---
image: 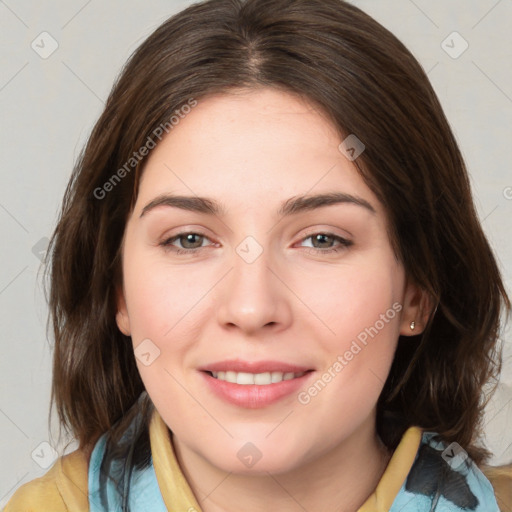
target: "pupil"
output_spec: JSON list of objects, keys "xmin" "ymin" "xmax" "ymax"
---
[
  {"xmin": 314, "ymin": 234, "xmax": 331, "ymax": 248},
  {"xmin": 183, "ymin": 234, "xmax": 201, "ymax": 248}
]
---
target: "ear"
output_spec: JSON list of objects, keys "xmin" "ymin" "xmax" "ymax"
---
[
  {"xmin": 399, "ymin": 277, "xmax": 434, "ymax": 336},
  {"xmin": 115, "ymin": 285, "xmax": 131, "ymax": 336}
]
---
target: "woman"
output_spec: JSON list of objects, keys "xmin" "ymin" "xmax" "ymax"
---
[{"xmin": 4, "ymin": 0, "xmax": 511, "ymax": 510}]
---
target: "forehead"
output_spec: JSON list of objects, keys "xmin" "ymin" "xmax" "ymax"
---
[{"xmin": 134, "ymin": 87, "xmax": 382, "ymax": 219}]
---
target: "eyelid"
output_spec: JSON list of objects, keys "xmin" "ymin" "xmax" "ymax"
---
[
  {"xmin": 158, "ymin": 225, "xmax": 214, "ymax": 243},
  {"xmin": 298, "ymin": 225, "xmax": 354, "ymax": 240}
]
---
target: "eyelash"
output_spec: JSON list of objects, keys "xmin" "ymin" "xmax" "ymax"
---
[{"xmin": 159, "ymin": 231, "xmax": 353, "ymax": 256}]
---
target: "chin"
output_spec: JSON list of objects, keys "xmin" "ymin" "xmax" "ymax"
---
[{"xmin": 197, "ymin": 437, "xmax": 312, "ymax": 476}]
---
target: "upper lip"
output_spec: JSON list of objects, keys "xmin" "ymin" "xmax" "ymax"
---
[{"xmin": 199, "ymin": 360, "xmax": 314, "ymax": 373}]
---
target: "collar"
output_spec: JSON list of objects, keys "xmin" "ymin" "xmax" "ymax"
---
[
  {"xmin": 149, "ymin": 407, "xmax": 203, "ymax": 511},
  {"xmin": 358, "ymin": 425, "xmax": 422, "ymax": 511}
]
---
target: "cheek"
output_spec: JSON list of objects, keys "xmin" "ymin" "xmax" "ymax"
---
[
  {"xmin": 294, "ymin": 272, "xmax": 401, "ymax": 431},
  {"xmin": 291, "ymin": 253, "xmax": 404, "ymax": 411},
  {"xmin": 122, "ymin": 252, "xmax": 203, "ymax": 410},
  {"xmin": 296, "ymin": 254, "xmax": 403, "ymax": 348},
  {"xmin": 122, "ymin": 248, "xmax": 209, "ymax": 339}
]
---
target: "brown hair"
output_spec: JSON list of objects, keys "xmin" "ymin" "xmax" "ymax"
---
[{"xmin": 45, "ymin": 0, "xmax": 510, "ymax": 469}]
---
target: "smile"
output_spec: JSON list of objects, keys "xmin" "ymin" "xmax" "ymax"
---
[{"xmin": 198, "ymin": 370, "xmax": 316, "ymax": 409}]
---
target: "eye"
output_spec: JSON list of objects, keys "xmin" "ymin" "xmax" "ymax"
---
[
  {"xmin": 159, "ymin": 231, "xmax": 353, "ymax": 256},
  {"xmin": 298, "ymin": 232, "xmax": 353, "ymax": 254},
  {"xmin": 159, "ymin": 232, "xmax": 214, "ymax": 255}
]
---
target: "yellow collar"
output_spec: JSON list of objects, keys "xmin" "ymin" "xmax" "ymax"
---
[
  {"xmin": 148, "ymin": 407, "xmax": 422, "ymax": 512},
  {"xmin": 149, "ymin": 408, "xmax": 203, "ymax": 511},
  {"xmin": 358, "ymin": 425, "xmax": 423, "ymax": 511}
]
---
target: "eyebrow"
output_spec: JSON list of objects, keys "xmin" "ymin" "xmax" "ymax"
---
[{"xmin": 139, "ymin": 191, "xmax": 376, "ymax": 218}]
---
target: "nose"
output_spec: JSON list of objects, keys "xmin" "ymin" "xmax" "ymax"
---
[{"xmin": 215, "ymin": 245, "xmax": 292, "ymax": 336}]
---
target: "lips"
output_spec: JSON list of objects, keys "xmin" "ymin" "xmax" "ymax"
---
[{"xmin": 198, "ymin": 360, "xmax": 315, "ymax": 408}]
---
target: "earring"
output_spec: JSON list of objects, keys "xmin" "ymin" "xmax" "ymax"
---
[{"xmin": 410, "ymin": 321, "xmax": 415, "ymax": 331}]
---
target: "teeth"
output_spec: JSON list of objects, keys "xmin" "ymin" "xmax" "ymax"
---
[
  {"xmin": 271, "ymin": 371, "xmax": 283, "ymax": 383},
  {"xmin": 237, "ymin": 372, "xmax": 255, "ymax": 385},
  {"xmin": 254, "ymin": 372, "xmax": 271, "ymax": 385},
  {"xmin": 225, "ymin": 371, "xmax": 237, "ymax": 383},
  {"xmin": 210, "ymin": 370, "xmax": 306, "ymax": 385}
]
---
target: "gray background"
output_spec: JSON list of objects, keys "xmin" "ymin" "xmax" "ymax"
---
[{"xmin": 1, "ymin": 0, "xmax": 511, "ymax": 506}]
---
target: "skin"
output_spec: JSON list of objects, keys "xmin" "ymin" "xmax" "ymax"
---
[{"xmin": 116, "ymin": 87, "xmax": 430, "ymax": 512}]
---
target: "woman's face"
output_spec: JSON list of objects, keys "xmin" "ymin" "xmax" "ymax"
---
[{"xmin": 117, "ymin": 87, "xmax": 423, "ymax": 475}]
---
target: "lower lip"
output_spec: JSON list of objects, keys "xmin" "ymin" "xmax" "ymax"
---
[{"xmin": 201, "ymin": 371, "xmax": 314, "ymax": 408}]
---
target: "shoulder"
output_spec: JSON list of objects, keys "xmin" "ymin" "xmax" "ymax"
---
[
  {"xmin": 481, "ymin": 463, "xmax": 512, "ymax": 512},
  {"xmin": 2, "ymin": 449, "xmax": 89, "ymax": 512}
]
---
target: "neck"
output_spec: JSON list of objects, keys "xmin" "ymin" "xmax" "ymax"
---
[{"xmin": 173, "ymin": 417, "xmax": 392, "ymax": 512}]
